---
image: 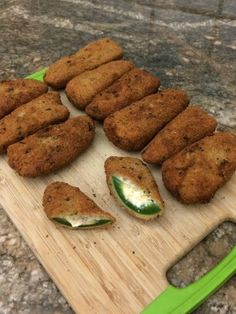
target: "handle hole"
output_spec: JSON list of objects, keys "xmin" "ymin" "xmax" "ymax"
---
[{"xmin": 167, "ymin": 221, "xmax": 236, "ymax": 311}]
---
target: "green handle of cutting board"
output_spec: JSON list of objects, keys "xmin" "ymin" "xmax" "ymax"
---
[
  {"xmin": 142, "ymin": 245, "xmax": 236, "ymax": 314},
  {"xmin": 26, "ymin": 67, "xmax": 48, "ymax": 81}
]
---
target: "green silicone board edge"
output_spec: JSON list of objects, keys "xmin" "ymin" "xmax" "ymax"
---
[
  {"xmin": 142, "ymin": 245, "xmax": 236, "ymax": 314},
  {"xmin": 26, "ymin": 67, "xmax": 48, "ymax": 81}
]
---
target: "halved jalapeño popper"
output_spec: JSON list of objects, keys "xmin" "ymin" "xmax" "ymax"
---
[
  {"xmin": 43, "ymin": 182, "xmax": 115, "ymax": 229},
  {"xmin": 105, "ymin": 156, "xmax": 164, "ymax": 220}
]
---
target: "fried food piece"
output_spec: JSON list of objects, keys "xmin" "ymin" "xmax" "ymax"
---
[
  {"xmin": 7, "ymin": 116, "xmax": 95, "ymax": 177},
  {"xmin": 85, "ymin": 68, "xmax": 160, "ymax": 120},
  {"xmin": 0, "ymin": 92, "xmax": 69, "ymax": 153},
  {"xmin": 104, "ymin": 89, "xmax": 189, "ymax": 151},
  {"xmin": 162, "ymin": 132, "xmax": 236, "ymax": 204},
  {"xmin": 65, "ymin": 60, "xmax": 134, "ymax": 110},
  {"xmin": 105, "ymin": 156, "xmax": 164, "ymax": 220},
  {"xmin": 142, "ymin": 106, "xmax": 217, "ymax": 164},
  {"xmin": 44, "ymin": 38, "xmax": 123, "ymax": 89},
  {"xmin": 43, "ymin": 182, "xmax": 115, "ymax": 229},
  {"xmin": 0, "ymin": 78, "xmax": 48, "ymax": 119}
]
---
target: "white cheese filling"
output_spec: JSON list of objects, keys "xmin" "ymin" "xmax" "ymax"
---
[
  {"xmin": 63, "ymin": 215, "xmax": 105, "ymax": 227},
  {"xmin": 117, "ymin": 176, "xmax": 155, "ymax": 210}
]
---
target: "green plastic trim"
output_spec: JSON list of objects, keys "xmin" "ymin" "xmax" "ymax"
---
[
  {"xmin": 26, "ymin": 67, "xmax": 48, "ymax": 81},
  {"xmin": 53, "ymin": 217, "xmax": 112, "ymax": 228},
  {"xmin": 112, "ymin": 176, "xmax": 161, "ymax": 216},
  {"xmin": 142, "ymin": 245, "xmax": 236, "ymax": 314}
]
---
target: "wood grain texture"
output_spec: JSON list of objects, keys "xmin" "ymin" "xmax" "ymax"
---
[{"xmin": 0, "ymin": 92, "xmax": 235, "ymax": 314}]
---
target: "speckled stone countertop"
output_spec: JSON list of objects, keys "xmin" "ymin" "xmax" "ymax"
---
[{"xmin": 0, "ymin": 0, "xmax": 235, "ymax": 313}]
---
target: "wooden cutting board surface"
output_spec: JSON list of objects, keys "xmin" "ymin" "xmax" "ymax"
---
[{"xmin": 0, "ymin": 91, "xmax": 235, "ymax": 314}]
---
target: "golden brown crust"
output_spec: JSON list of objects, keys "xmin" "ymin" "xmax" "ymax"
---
[
  {"xmin": 43, "ymin": 181, "xmax": 116, "ymax": 226},
  {"xmin": 7, "ymin": 116, "xmax": 95, "ymax": 177},
  {"xmin": 142, "ymin": 106, "xmax": 217, "ymax": 164},
  {"xmin": 65, "ymin": 60, "xmax": 134, "ymax": 110},
  {"xmin": 44, "ymin": 38, "xmax": 123, "ymax": 89},
  {"xmin": 0, "ymin": 78, "xmax": 48, "ymax": 119},
  {"xmin": 162, "ymin": 132, "xmax": 236, "ymax": 204},
  {"xmin": 104, "ymin": 89, "xmax": 189, "ymax": 151},
  {"xmin": 85, "ymin": 68, "xmax": 160, "ymax": 120},
  {"xmin": 0, "ymin": 92, "xmax": 69, "ymax": 153},
  {"xmin": 104, "ymin": 156, "xmax": 164, "ymax": 220}
]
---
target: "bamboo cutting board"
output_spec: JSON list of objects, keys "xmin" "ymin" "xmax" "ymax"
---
[{"xmin": 0, "ymin": 83, "xmax": 236, "ymax": 314}]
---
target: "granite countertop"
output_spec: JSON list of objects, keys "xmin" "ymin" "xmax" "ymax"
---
[{"xmin": 0, "ymin": 0, "xmax": 236, "ymax": 313}]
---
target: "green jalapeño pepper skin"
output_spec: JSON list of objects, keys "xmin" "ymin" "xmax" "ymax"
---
[
  {"xmin": 53, "ymin": 217, "xmax": 72, "ymax": 226},
  {"xmin": 105, "ymin": 156, "xmax": 164, "ymax": 220},
  {"xmin": 52, "ymin": 217, "xmax": 113, "ymax": 229}
]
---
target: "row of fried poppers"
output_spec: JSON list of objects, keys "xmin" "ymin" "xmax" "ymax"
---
[
  {"xmin": 44, "ymin": 37, "xmax": 236, "ymax": 206},
  {"xmin": 0, "ymin": 37, "xmax": 236, "ymax": 229}
]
